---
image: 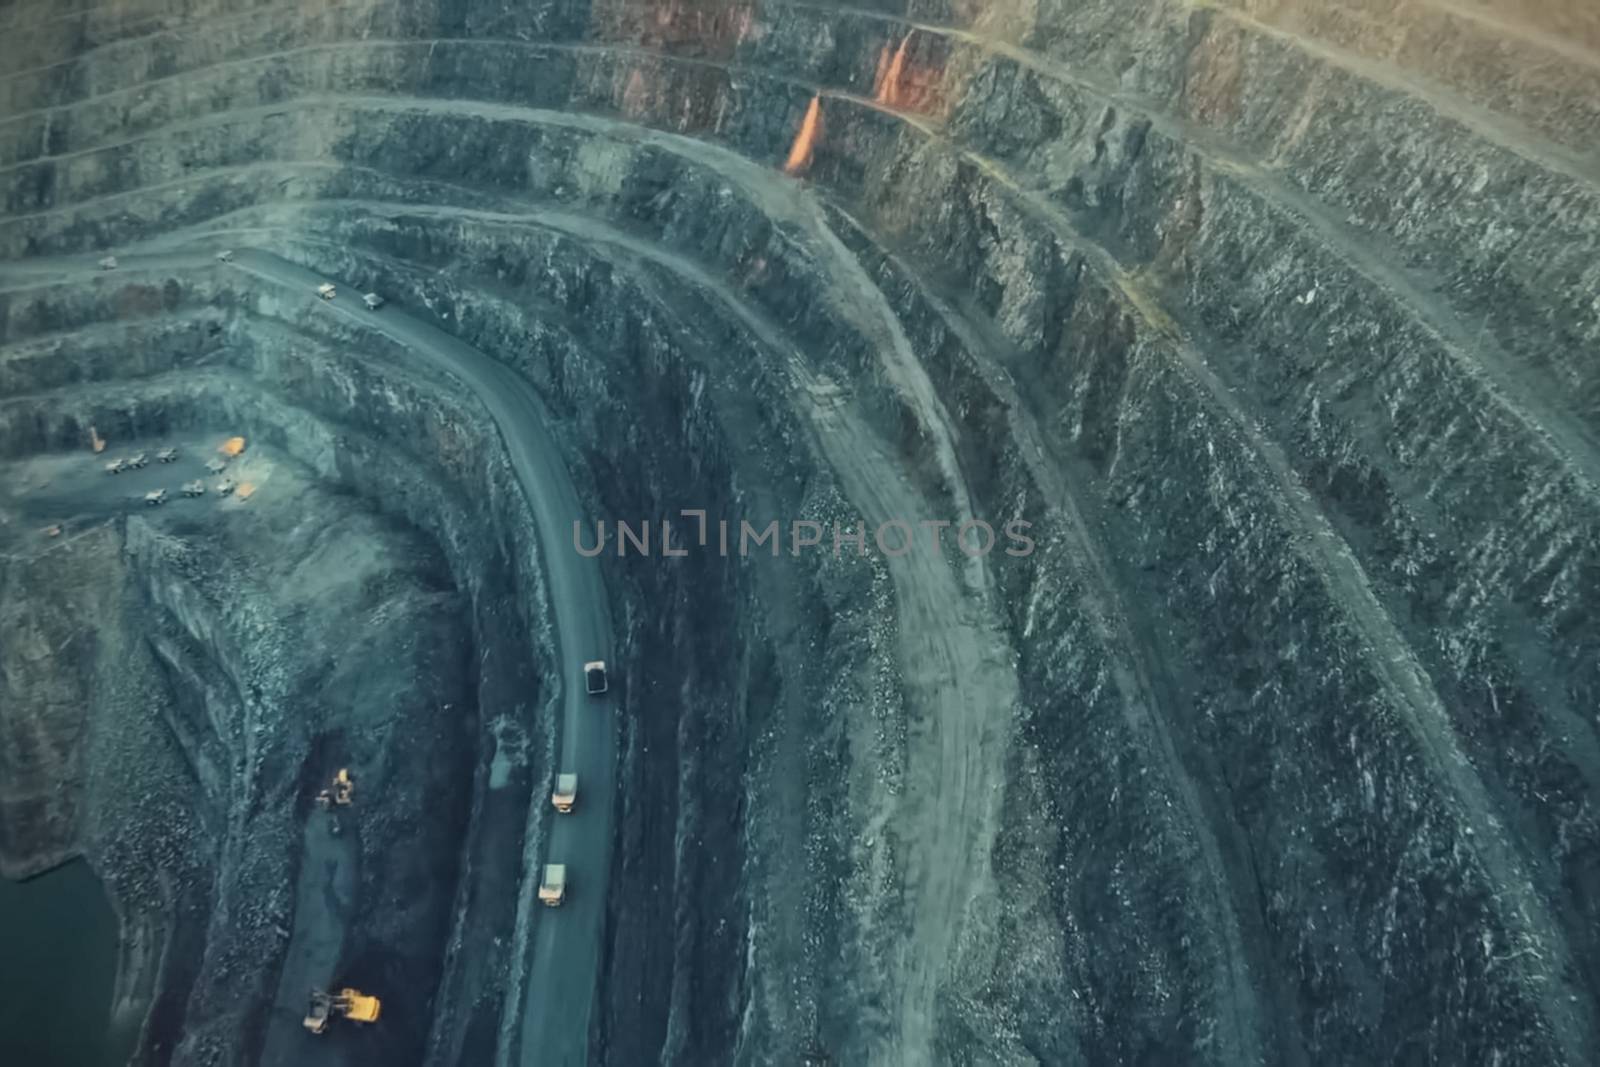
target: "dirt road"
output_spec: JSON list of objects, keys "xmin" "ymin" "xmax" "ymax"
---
[
  {"xmin": 259, "ymin": 809, "xmax": 358, "ymax": 1067},
  {"xmin": 228, "ymin": 249, "xmax": 617, "ymax": 1067}
]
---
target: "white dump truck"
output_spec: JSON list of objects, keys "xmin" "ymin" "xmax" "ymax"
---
[
  {"xmin": 584, "ymin": 661, "xmax": 608, "ymax": 695},
  {"xmin": 362, "ymin": 292, "xmax": 384, "ymax": 311},
  {"xmin": 316, "ymin": 282, "xmax": 337, "ymax": 300},
  {"xmin": 98, "ymin": 255, "xmax": 118, "ymax": 270},
  {"xmin": 539, "ymin": 864, "xmax": 567, "ymax": 906},
  {"xmin": 205, "ymin": 457, "xmax": 228, "ymax": 475},
  {"xmin": 215, "ymin": 249, "xmax": 234, "ymax": 263},
  {"xmin": 182, "ymin": 480, "xmax": 206, "ymax": 497},
  {"xmin": 157, "ymin": 447, "xmax": 179, "ymax": 463},
  {"xmin": 143, "ymin": 488, "xmax": 167, "ymax": 506},
  {"xmin": 127, "ymin": 451, "xmax": 149, "ymax": 469},
  {"xmin": 552, "ymin": 774, "xmax": 577, "ymax": 813},
  {"xmin": 104, "ymin": 457, "xmax": 128, "ymax": 474},
  {"xmin": 215, "ymin": 478, "xmax": 236, "ymax": 496}
]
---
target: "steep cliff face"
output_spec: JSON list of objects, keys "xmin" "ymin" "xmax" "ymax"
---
[
  {"xmin": 1, "ymin": 1, "xmax": 1597, "ymax": 1065},
  {"xmin": 0, "ymin": 420, "xmax": 482, "ymax": 1059}
]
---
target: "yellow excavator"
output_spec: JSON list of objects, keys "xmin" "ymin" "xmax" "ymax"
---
[
  {"xmin": 303, "ymin": 988, "xmax": 381, "ymax": 1033},
  {"xmin": 315, "ymin": 768, "xmax": 354, "ymax": 809}
]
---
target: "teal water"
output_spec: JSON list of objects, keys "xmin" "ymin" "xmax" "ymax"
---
[{"xmin": 0, "ymin": 859, "xmax": 122, "ymax": 1066}]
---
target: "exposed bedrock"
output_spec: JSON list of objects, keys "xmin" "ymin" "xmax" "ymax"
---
[
  {"xmin": 1, "ymin": 1, "xmax": 1598, "ymax": 1065},
  {"xmin": 0, "ymin": 243, "xmax": 843, "ymax": 1065},
  {"xmin": 0, "ymin": 410, "xmax": 478, "ymax": 1063},
  {"xmin": 3, "ymin": 1, "xmax": 1598, "ymax": 405}
]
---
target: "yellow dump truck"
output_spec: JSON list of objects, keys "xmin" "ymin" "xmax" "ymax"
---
[
  {"xmin": 339, "ymin": 989, "xmax": 380, "ymax": 1024},
  {"xmin": 303, "ymin": 988, "xmax": 381, "ymax": 1033},
  {"xmin": 552, "ymin": 774, "xmax": 577, "ymax": 813},
  {"xmin": 539, "ymin": 864, "xmax": 567, "ymax": 906},
  {"xmin": 315, "ymin": 768, "xmax": 354, "ymax": 809}
]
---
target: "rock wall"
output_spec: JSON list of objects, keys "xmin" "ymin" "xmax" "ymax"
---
[{"xmin": 1, "ymin": 0, "xmax": 1597, "ymax": 1065}]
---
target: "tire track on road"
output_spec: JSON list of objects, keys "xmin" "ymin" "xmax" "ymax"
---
[{"xmin": 846, "ymin": 214, "xmax": 1280, "ymax": 1064}]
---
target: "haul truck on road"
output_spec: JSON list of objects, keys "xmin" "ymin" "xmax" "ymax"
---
[
  {"xmin": 539, "ymin": 864, "xmax": 567, "ymax": 906},
  {"xmin": 584, "ymin": 661, "xmax": 608, "ymax": 695},
  {"xmin": 552, "ymin": 774, "xmax": 577, "ymax": 813}
]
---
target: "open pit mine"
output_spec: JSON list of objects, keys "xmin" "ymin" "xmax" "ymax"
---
[{"xmin": 2, "ymin": 0, "xmax": 1598, "ymax": 1065}]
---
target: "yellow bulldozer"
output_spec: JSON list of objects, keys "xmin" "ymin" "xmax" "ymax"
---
[
  {"xmin": 315, "ymin": 768, "xmax": 354, "ymax": 809},
  {"xmin": 303, "ymin": 987, "xmax": 381, "ymax": 1033}
]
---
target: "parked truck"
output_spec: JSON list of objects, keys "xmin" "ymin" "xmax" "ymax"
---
[
  {"xmin": 303, "ymin": 988, "xmax": 381, "ymax": 1033},
  {"xmin": 315, "ymin": 768, "xmax": 354, "ymax": 809}
]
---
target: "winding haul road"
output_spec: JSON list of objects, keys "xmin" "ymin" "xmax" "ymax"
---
[
  {"xmin": 0, "ymin": 244, "xmax": 617, "ymax": 1061},
  {"xmin": 228, "ymin": 249, "xmax": 617, "ymax": 1066}
]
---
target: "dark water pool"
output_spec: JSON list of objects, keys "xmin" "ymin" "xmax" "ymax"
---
[{"xmin": 0, "ymin": 859, "xmax": 123, "ymax": 1066}]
